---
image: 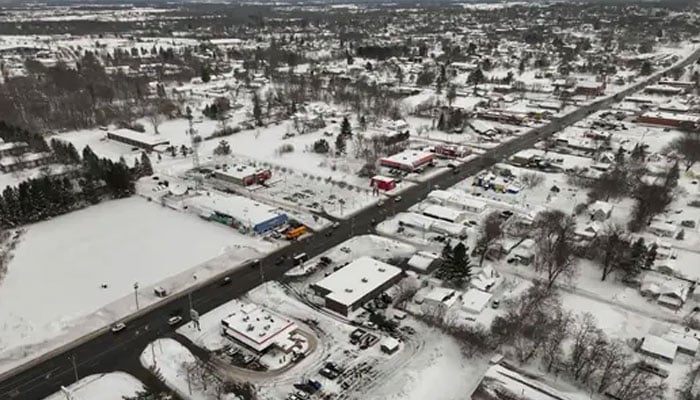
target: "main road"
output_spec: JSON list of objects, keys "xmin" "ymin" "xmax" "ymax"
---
[{"xmin": 1, "ymin": 49, "xmax": 699, "ymax": 400}]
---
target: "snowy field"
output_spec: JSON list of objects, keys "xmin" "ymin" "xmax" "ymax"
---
[
  {"xmin": 43, "ymin": 372, "xmax": 144, "ymax": 400},
  {"xmin": 0, "ymin": 197, "xmax": 279, "ymax": 374}
]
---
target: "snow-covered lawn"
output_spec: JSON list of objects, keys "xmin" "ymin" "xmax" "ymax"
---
[
  {"xmin": 0, "ymin": 197, "xmax": 278, "ymax": 374},
  {"xmin": 42, "ymin": 372, "xmax": 144, "ymax": 400}
]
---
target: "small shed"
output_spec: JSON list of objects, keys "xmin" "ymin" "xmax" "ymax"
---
[{"xmin": 380, "ymin": 337, "xmax": 401, "ymax": 354}]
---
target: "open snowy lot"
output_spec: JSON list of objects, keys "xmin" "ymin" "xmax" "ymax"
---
[
  {"xmin": 42, "ymin": 372, "xmax": 144, "ymax": 400},
  {"xmin": 0, "ymin": 197, "xmax": 278, "ymax": 374}
]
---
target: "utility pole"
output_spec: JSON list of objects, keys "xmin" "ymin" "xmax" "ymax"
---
[
  {"xmin": 186, "ymin": 107, "xmax": 202, "ymax": 190},
  {"xmin": 68, "ymin": 355, "xmax": 78, "ymax": 383},
  {"xmin": 133, "ymin": 282, "xmax": 139, "ymax": 311}
]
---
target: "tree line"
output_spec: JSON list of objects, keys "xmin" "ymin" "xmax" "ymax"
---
[{"xmin": 0, "ymin": 145, "xmax": 152, "ymax": 228}]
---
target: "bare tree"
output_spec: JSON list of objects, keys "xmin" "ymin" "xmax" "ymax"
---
[
  {"xmin": 532, "ymin": 210, "xmax": 578, "ymax": 288},
  {"xmin": 520, "ymin": 171, "xmax": 545, "ymax": 189},
  {"xmin": 475, "ymin": 211, "xmax": 503, "ymax": 267},
  {"xmin": 668, "ymin": 132, "xmax": 700, "ymax": 172},
  {"xmin": 591, "ymin": 224, "xmax": 629, "ymax": 281},
  {"xmin": 394, "ymin": 276, "xmax": 420, "ymax": 309},
  {"xmin": 595, "ymin": 340, "xmax": 630, "ymax": 395},
  {"xmin": 678, "ymin": 363, "xmax": 700, "ymax": 400},
  {"xmin": 568, "ymin": 313, "xmax": 606, "ymax": 382},
  {"xmin": 145, "ymin": 104, "xmax": 164, "ymax": 135}
]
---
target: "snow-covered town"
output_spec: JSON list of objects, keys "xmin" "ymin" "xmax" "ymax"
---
[{"xmin": 1, "ymin": 1, "xmax": 700, "ymax": 400}]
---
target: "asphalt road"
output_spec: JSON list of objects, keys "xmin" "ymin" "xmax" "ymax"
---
[{"xmin": 2, "ymin": 49, "xmax": 700, "ymax": 400}]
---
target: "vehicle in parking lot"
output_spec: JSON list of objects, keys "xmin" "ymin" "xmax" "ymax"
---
[
  {"xmin": 319, "ymin": 367, "xmax": 339, "ymax": 379},
  {"xmin": 168, "ymin": 316, "xmax": 183, "ymax": 326},
  {"xmin": 491, "ymin": 299, "xmax": 500, "ymax": 309},
  {"xmin": 111, "ymin": 322, "xmax": 126, "ymax": 333}
]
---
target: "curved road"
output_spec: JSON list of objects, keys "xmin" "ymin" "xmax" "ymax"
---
[{"xmin": 1, "ymin": 48, "xmax": 700, "ymax": 400}]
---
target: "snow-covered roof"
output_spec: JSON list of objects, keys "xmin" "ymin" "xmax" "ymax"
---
[
  {"xmin": 380, "ymin": 336, "xmax": 400, "ymax": 352},
  {"xmin": 220, "ymin": 300, "xmax": 298, "ymax": 352},
  {"xmin": 380, "ymin": 150, "xmax": 434, "ymax": 169},
  {"xmin": 640, "ymin": 334, "xmax": 677, "ymax": 361},
  {"xmin": 460, "ymin": 289, "xmax": 492, "ymax": 314},
  {"xmin": 184, "ymin": 193, "xmax": 284, "ymax": 227},
  {"xmin": 663, "ymin": 331, "xmax": 699, "ymax": 354},
  {"xmin": 423, "ymin": 286, "xmax": 458, "ymax": 306},
  {"xmin": 428, "ymin": 190, "xmax": 488, "ymax": 213},
  {"xmin": 422, "ymin": 204, "xmax": 466, "ymax": 223},
  {"xmin": 397, "ymin": 212, "xmax": 467, "ymax": 237},
  {"xmin": 216, "ymin": 164, "xmax": 263, "ymax": 180},
  {"xmin": 641, "ymin": 112, "xmax": 700, "ymax": 123},
  {"xmin": 407, "ymin": 252, "xmax": 439, "ymax": 272},
  {"xmin": 314, "ymin": 257, "xmax": 402, "ymax": 307},
  {"xmin": 108, "ymin": 128, "xmax": 170, "ymax": 147},
  {"xmin": 590, "ymin": 200, "xmax": 613, "ymax": 214}
]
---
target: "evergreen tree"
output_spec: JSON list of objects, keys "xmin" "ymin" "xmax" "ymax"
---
[
  {"xmin": 79, "ymin": 175, "xmax": 100, "ymax": 204},
  {"xmin": 252, "ymin": 92, "xmax": 263, "ymax": 127},
  {"xmin": 614, "ymin": 146, "xmax": 626, "ymax": 165},
  {"xmin": 340, "ymin": 117, "xmax": 352, "ymax": 137},
  {"xmin": 335, "ymin": 133, "xmax": 347, "ymax": 155},
  {"xmin": 201, "ymin": 65, "xmax": 211, "ymax": 83},
  {"xmin": 665, "ymin": 161, "xmax": 680, "ymax": 189},
  {"xmin": 140, "ymin": 152, "xmax": 154, "ymax": 176}
]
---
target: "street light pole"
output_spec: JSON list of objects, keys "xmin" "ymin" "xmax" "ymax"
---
[
  {"xmin": 133, "ymin": 282, "xmax": 139, "ymax": 311},
  {"xmin": 188, "ymin": 274, "xmax": 197, "ymax": 313}
]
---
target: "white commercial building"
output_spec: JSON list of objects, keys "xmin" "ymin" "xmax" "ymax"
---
[
  {"xmin": 311, "ymin": 257, "xmax": 403, "ymax": 316},
  {"xmin": 184, "ymin": 192, "xmax": 288, "ymax": 234},
  {"xmin": 460, "ymin": 289, "xmax": 493, "ymax": 314},
  {"xmin": 428, "ymin": 190, "xmax": 488, "ymax": 215},
  {"xmin": 220, "ymin": 301, "xmax": 299, "ymax": 353},
  {"xmin": 422, "ymin": 204, "xmax": 468, "ymax": 224},
  {"xmin": 397, "ymin": 212, "xmax": 467, "ymax": 237}
]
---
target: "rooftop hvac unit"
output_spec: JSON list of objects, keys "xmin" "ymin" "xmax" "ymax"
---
[
  {"xmin": 264, "ymin": 324, "xmax": 270, "ymax": 331},
  {"xmin": 361, "ymin": 278, "xmax": 368, "ymax": 283},
  {"xmin": 243, "ymin": 316, "xmax": 249, "ymax": 322},
  {"xmin": 345, "ymin": 288, "xmax": 353, "ymax": 293},
  {"xmin": 378, "ymin": 268, "xmax": 386, "ymax": 272},
  {"xmin": 247, "ymin": 324, "xmax": 254, "ymax": 332}
]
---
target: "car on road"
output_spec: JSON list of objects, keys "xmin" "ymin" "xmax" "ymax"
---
[
  {"xmin": 168, "ymin": 316, "xmax": 183, "ymax": 326},
  {"xmin": 332, "ymin": 222, "xmax": 340, "ymax": 229},
  {"xmin": 220, "ymin": 276, "xmax": 232, "ymax": 286},
  {"xmin": 111, "ymin": 322, "xmax": 126, "ymax": 333},
  {"xmin": 377, "ymin": 200, "xmax": 385, "ymax": 207},
  {"xmin": 394, "ymin": 195, "xmax": 402, "ymax": 202}
]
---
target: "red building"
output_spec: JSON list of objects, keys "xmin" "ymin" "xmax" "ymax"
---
[
  {"xmin": 371, "ymin": 175, "xmax": 396, "ymax": 191},
  {"xmin": 638, "ymin": 112, "xmax": 700, "ymax": 129},
  {"xmin": 214, "ymin": 166, "xmax": 272, "ymax": 186},
  {"xmin": 379, "ymin": 150, "xmax": 435, "ymax": 172},
  {"xmin": 434, "ymin": 145, "xmax": 471, "ymax": 159},
  {"xmin": 575, "ymin": 81, "xmax": 605, "ymax": 97}
]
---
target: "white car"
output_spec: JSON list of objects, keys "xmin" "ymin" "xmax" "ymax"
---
[
  {"xmin": 111, "ymin": 323, "xmax": 126, "ymax": 333},
  {"xmin": 332, "ymin": 222, "xmax": 340, "ymax": 229},
  {"xmin": 168, "ymin": 316, "xmax": 183, "ymax": 326}
]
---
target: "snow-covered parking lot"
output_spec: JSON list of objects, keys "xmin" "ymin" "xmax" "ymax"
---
[{"xmin": 0, "ymin": 197, "xmax": 279, "ymax": 374}]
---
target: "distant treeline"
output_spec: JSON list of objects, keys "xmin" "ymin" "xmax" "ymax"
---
[{"xmin": 0, "ymin": 123, "xmax": 152, "ymax": 228}]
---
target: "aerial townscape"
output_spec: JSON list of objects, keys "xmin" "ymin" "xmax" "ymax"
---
[{"xmin": 2, "ymin": 1, "xmax": 700, "ymax": 400}]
